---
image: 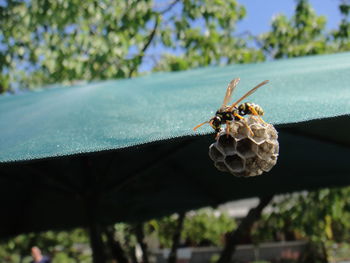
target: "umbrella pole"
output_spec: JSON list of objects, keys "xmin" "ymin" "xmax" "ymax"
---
[{"xmin": 86, "ymin": 198, "xmax": 107, "ymax": 263}]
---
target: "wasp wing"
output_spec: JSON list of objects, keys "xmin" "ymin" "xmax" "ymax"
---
[
  {"xmin": 219, "ymin": 78, "xmax": 240, "ymax": 111},
  {"xmin": 228, "ymin": 80, "xmax": 269, "ymax": 111}
]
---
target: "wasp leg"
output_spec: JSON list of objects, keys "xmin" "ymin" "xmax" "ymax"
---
[
  {"xmin": 248, "ymin": 106, "xmax": 267, "ymax": 125},
  {"xmin": 225, "ymin": 121, "xmax": 231, "ymax": 137},
  {"xmin": 234, "ymin": 112, "xmax": 254, "ymax": 136}
]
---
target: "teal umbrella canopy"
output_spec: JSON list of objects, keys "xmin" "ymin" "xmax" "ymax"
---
[{"xmin": 1, "ymin": 52, "xmax": 350, "ymax": 237}]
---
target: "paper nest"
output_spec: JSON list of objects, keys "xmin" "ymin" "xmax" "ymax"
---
[{"xmin": 209, "ymin": 116, "xmax": 279, "ymax": 177}]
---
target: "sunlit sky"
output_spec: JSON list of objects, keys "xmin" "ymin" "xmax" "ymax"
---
[
  {"xmin": 239, "ymin": 0, "xmax": 340, "ymax": 34},
  {"xmin": 140, "ymin": 0, "xmax": 343, "ymax": 72}
]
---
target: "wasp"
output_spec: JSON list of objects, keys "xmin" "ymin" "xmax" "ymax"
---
[{"xmin": 193, "ymin": 78, "xmax": 269, "ymax": 136}]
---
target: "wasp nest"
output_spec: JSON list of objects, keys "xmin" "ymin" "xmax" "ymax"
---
[{"xmin": 209, "ymin": 116, "xmax": 279, "ymax": 177}]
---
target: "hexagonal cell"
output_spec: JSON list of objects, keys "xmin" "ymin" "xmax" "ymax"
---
[
  {"xmin": 256, "ymin": 158, "xmax": 274, "ymax": 172},
  {"xmin": 246, "ymin": 116, "xmax": 258, "ymax": 125},
  {"xmin": 214, "ymin": 162, "xmax": 229, "ymax": 172},
  {"xmin": 257, "ymin": 140, "xmax": 275, "ymax": 159},
  {"xmin": 266, "ymin": 126, "xmax": 278, "ymax": 140},
  {"xmin": 248, "ymin": 124, "xmax": 267, "ymax": 144},
  {"xmin": 208, "ymin": 115, "xmax": 278, "ymax": 177},
  {"xmin": 269, "ymin": 158, "xmax": 277, "ymax": 169},
  {"xmin": 225, "ymin": 154, "xmax": 245, "ymax": 172},
  {"xmin": 209, "ymin": 144, "xmax": 224, "ymax": 162},
  {"xmin": 270, "ymin": 154, "xmax": 278, "ymax": 161},
  {"xmin": 227, "ymin": 121, "xmax": 240, "ymax": 135},
  {"xmin": 250, "ymin": 124, "xmax": 266, "ymax": 136},
  {"xmin": 236, "ymin": 138, "xmax": 256, "ymax": 158},
  {"xmin": 245, "ymin": 157, "xmax": 261, "ymax": 175},
  {"xmin": 234, "ymin": 122, "xmax": 249, "ymax": 140},
  {"xmin": 251, "ymin": 143, "xmax": 260, "ymax": 155},
  {"xmin": 217, "ymin": 134, "xmax": 236, "ymax": 155},
  {"xmin": 247, "ymin": 169, "xmax": 263, "ymax": 177}
]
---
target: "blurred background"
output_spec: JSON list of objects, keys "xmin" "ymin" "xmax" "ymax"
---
[{"xmin": 1, "ymin": 0, "xmax": 350, "ymax": 262}]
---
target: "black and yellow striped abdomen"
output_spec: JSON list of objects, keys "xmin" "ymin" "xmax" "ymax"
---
[{"xmin": 238, "ymin": 102, "xmax": 264, "ymax": 116}]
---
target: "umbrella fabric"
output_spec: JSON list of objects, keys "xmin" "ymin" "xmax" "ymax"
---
[{"xmin": 1, "ymin": 52, "xmax": 350, "ymax": 237}]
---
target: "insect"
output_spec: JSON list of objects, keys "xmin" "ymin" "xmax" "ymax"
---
[
  {"xmin": 238, "ymin": 102, "xmax": 265, "ymax": 118},
  {"xmin": 193, "ymin": 78, "xmax": 269, "ymax": 136}
]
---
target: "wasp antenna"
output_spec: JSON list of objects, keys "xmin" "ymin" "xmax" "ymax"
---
[{"xmin": 193, "ymin": 121, "xmax": 209, "ymax": 131}]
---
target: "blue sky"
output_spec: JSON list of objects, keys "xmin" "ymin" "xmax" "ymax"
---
[
  {"xmin": 140, "ymin": 0, "xmax": 343, "ymax": 72},
  {"xmin": 238, "ymin": 0, "xmax": 341, "ymax": 34}
]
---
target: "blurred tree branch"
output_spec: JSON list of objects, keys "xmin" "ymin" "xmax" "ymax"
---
[
  {"xmin": 160, "ymin": 0, "xmax": 181, "ymax": 14},
  {"xmin": 104, "ymin": 226, "xmax": 129, "ymax": 263},
  {"xmin": 135, "ymin": 223, "xmax": 150, "ymax": 263},
  {"xmin": 217, "ymin": 195, "xmax": 274, "ymax": 263},
  {"xmin": 128, "ymin": 16, "xmax": 159, "ymax": 78},
  {"xmin": 168, "ymin": 212, "xmax": 186, "ymax": 263}
]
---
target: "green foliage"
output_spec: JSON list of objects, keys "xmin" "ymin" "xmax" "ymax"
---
[
  {"xmin": 146, "ymin": 215, "xmax": 178, "ymax": 248},
  {"xmin": 0, "ymin": 228, "xmax": 90, "ymax": 263},
  {"xmin": 261, "ymin": 0, "xmax": 328, "ymax": 58},
  {"xmin": 113, "ymin": 223, "xmax": 140, "ymax": 259},
  {"xmin": 2, "ymin": 0, "xmax": 350, "ymax": 93},
  {"xmin": 0, "ymin": 0, "xmax": 156, "ymax": 92},
  {"xmin": 0, "ymin": 0, "xmax": 264, "ymax": 93},
  {"xmin": 260, "ymin": 0, "xmax": 350, "ymax": 58},
  {"xmin": 182, "ymin": 210, "xmax": 236, "ymax": 247},
  {"xmin": 330, "ymin": 0, "xmax": 350, "ymax": 51},
  {"xmin": 250, "ymin": 187, "xmax": 350, "ymax": 262},
  {"xmin": 252, "ymin": 187, "xmax": 350, "ymax": 245},
  {"xmin": 145, "ymin": 209, "xmax": 236, "ymax": 248},
  {"xmin": 154, "ymin": 0, "xmax": 264, "ymax": 71}
]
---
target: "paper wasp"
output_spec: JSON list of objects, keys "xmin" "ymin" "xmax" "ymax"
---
[{"xmin": 193, "ymin": 78, "xmax": 269, "ymax": 136}]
